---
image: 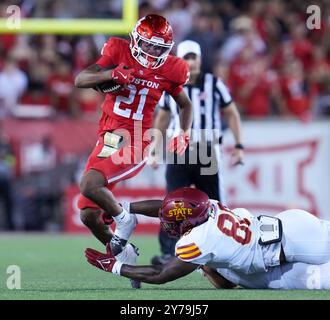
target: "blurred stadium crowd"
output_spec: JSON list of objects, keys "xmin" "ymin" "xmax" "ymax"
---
[{"xmin": 0, "ymin": 0, "xmax": 329, "ymax": 231}]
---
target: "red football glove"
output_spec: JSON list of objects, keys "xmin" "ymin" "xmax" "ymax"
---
[
  {"xmin": 111, "ymin": 63, "xmax": 135, "ymax": 85},
  {"xmin": 167, "ymin": 132, "xmax": 190, "ymax": 156},
  {"xmin": 85, "ymin": 244, "xmax": 116, "ymax": 272}
]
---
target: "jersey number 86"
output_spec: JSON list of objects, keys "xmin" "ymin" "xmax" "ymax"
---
[{"xmin": 217, "ymin": 211, "xmax": 252, "ymax": 245}]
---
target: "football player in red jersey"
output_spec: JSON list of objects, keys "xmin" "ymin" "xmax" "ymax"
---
[{"xmin": 74, "ymin": 15, "xmax": 193, "ymax": 255}]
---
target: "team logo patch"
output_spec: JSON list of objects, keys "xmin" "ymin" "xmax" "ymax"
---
[{"xmin": 175, "ymin": 243, "xmax": 201, "ymax": 260}]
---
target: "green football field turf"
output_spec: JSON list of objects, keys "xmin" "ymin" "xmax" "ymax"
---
[{"xmin": 0, "ymin": 234, "xmax": 330, "ymax": 300}]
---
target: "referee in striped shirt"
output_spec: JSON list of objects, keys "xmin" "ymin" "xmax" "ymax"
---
[{"xmin": 150, "ymin": 40, "xmax": 244, "ymax": 265}]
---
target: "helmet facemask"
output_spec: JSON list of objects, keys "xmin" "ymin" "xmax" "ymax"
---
[
  {"xmin": 160, "ymin": 221, "xmax": 181, "ymax": 238},
  {"xmin": 130, "ymin": 28, "xmax": 174, "ymax": 69}
]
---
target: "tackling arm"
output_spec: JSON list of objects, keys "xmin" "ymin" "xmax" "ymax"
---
[
  {"xmin": 130, "ymin": 200, "xmax": 162, "ymax": 218},
  {"xmin": 121, "ymin": 256, "xmax": 198, "ymax": 284},
  {"xmin": 85, "ymin": 245, "xmax": 198, "ymax": 285},
  {"xmin": 201, "ymin": 266, "xmax": 236, "ymax": 289}
]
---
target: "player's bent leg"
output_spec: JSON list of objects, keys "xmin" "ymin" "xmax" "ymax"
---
[
  {"xmin": 80, "ymin": 207, "xmax": 114, "ymax": 245},
  {"xmin": 80, "ymin": 169, "xmax": 123, "ymax": 215},
  {"xmin": 277, "ymin": 209, "xmax": 330, "ymax": 264},
  {"xmin": 81, "ymin": 139, "xmax": 149, "ymax": 255},
  {"xmin": 80, "ymin": 169, "xmax": 137, "ymax": 251}
]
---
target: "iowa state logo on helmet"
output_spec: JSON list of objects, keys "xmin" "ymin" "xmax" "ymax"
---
[{"xmin": 166, "ymin": 201, "xmax": 193, "ymax": 221}]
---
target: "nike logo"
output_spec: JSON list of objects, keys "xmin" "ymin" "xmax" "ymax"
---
[
  {"xmin": 98, "ymin": 258, "xmax": 112, "ymax": 270},
  {"xmin": 117, "ymin": 71, "xmax": 127, "ymax": 79},
  {"xmin": 154, "ymin": 75, "xmax": 165, "ymax": 80},
  {"xmin": 100, "ymin": 259, "xmax": 111, "ymax": 265}
]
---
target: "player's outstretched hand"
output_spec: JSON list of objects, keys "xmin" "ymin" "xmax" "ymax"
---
[
  {"xmin": 85, "ymin": 244, "xmax": 116, "ymax": 272},
  {"xmin": 111, "ymin": 63, "xmax": 135, "ymax": 85},
  {"xmin": 167, "ymin": 132, "xmax": 190, "ymax": 156}
]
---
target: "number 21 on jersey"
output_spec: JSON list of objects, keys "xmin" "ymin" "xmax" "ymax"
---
[
  {"xmin": 217, "ymin": 211, "xmax": 252, "ymax": 245},
  {"xmin": 114, "ymin": 84, "xmax": 148, "ymax": 120}
]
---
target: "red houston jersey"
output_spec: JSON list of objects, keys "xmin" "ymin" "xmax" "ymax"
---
[{"xmin": 95, "ymin": 37, "xmax": 189, "ymax": 135}]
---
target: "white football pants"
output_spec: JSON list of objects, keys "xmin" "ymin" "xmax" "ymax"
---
[{"xmin": 276, "ymin": 209, "xmax": 330, "ymax": 265}]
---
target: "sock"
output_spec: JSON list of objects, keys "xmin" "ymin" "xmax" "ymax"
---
[
  {"xmin": 120, "ymin": 201, "xmax": 131, "ymax": 214},
  {"xmin": 113, "ymin": 208, "xmax": 130, "ymax": 225},
  {"xmin": 113, "ymin": 208, "xmax": 135, "ymax": 240}
]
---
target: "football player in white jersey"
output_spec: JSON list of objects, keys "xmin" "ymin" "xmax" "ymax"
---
[
  {"xmin": 201, "ymin": 262, "xmax": 330, "ymax": 290},
  {"xmin": 84, "ymin": 187, "xmax": 330, "ymax": 288}
]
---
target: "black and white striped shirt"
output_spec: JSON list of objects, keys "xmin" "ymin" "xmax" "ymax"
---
[{"xmin": 159, "ymin": 73, "xmax": 232, "ymax": 143}]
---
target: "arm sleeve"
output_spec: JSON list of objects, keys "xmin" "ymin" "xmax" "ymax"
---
[{"xmin": 216, "ymin": 78, "xmax": 233, "ymax": 108}]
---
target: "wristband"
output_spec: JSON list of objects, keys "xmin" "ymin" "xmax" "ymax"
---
[
  {"xmin": 112, "ymin": 261, "xmax": 123, "ymax": 276},
  {"xmin": 235, "ymin": 143, "xmax": 244, "ymax": 150}
]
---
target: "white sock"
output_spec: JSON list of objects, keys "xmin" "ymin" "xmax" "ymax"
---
[
  {"xmin": 113, "ymin": 208, "xmax": 136, "ymax": 240},
  {"xmin": 120, "ymin": 201, "xmax": 131, "ymax": 214},
  {"xmin": 113, "ymin": 208, "xmax": 130, "ymax": 225}
]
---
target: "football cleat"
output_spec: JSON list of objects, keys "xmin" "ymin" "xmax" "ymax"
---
[
  {"xmin": 110, "ymin": 234, "xmax": 127, "ymax": 256},
  {"xmin": 115, "ymin": 242, "xmax": 141, "ymax": 289},
  {"xmin": 113, "ymin": 213, "xmax": 138, "ymax": 242}
]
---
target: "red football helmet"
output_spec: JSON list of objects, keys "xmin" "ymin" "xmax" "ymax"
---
[
  {"xmin": 159, "ymin": 187, "xmax": 211, "ymax": 237},
  {"xmin": 130, "ymin": 14, "xmax": 174, "ymax": 69}
]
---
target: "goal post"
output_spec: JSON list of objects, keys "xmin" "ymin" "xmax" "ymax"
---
[{"xmin": 0, "ymin": 0, "xmax": 138, "ymax": 35}]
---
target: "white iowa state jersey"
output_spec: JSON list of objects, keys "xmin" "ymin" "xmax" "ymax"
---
[{"xmin": 175, "ymin": 201, "xmax": 281, "ymax": 274}]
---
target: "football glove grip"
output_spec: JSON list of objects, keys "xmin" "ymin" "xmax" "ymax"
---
[{"xmin": 111, "ymin": 63, "xmax": 135, "ymax": 85}]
